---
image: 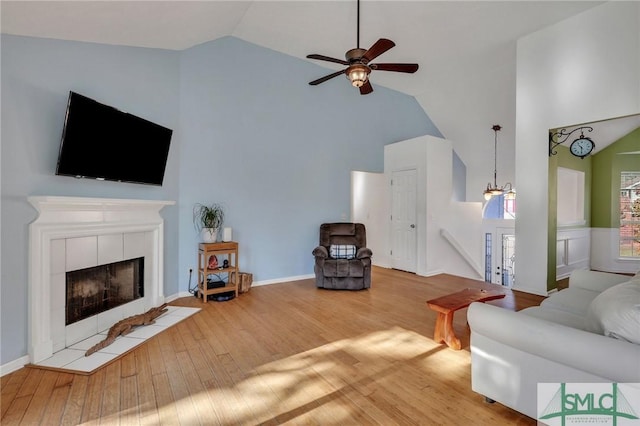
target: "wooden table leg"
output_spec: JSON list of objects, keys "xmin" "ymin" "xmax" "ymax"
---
[{"xmin": 433, "ymin": 311, "xmax": 461, "ymax": 350}]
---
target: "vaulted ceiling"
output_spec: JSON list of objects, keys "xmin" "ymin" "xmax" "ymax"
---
[
  {"xmin": 1, "ymin": 1, "xmax": 606, "ymax": 200},
  {"xmin": 1, "ymin": 1, "xmax": 601, "ymax": 97}
]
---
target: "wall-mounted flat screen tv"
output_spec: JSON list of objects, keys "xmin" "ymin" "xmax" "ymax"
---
[{"xmin": 56, "ymin": 91, "xmax": 173, "ymax": 186}]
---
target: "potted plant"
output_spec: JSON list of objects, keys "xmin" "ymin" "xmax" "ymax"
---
[{"xmin": 193, "ymin": 203, "xmax": 225, "ymax": 243}]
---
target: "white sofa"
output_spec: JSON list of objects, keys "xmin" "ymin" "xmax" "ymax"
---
[{"xmin": 467, "ymin": 269, "xmax": 640, "ymax": 419}]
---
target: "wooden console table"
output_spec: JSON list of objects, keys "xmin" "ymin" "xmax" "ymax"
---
[
  {"xmin": 197, "ymin": 241, "xmax": 239, "ymax": 302},
  {"xmin": 426, "ymin": 288, "xmax": 505, "ymax": 350}
]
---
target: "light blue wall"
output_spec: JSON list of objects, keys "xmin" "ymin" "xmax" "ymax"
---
[
  {"xmin": 452, "ymin": 150, "xmax": 467, "ymax": 201},
  {"xmin": 1, "ymin": 35, "xmax": 180, "ymax": 365},
  {"xmin": 1, "ymin": 34, "xmax": 440, "ymax": 366},
  {"xmin": 177, "ymin": 37, "xmax": 440, "ymax": 284}
]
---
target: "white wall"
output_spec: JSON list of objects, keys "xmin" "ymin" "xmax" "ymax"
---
[
  {"xmin": 416, "ymin": 47, "xmax": 517, "ymax": 204},
  {"xmin": 351, "ymin": 171, "xmax": 390, "ymax": 268},
  {"xmin": 442, "ymin": 202, "xmax": 484, "ymax": 280},
  {"xmin": 515, "ymin": 2, "xmax": 640, "ymax": 295},
  {"xmin": 383, "ymin": 135, "xmax": 480, "ymax": 279},
  {"xmin": 385, "ymin": 137, "xmax": 429, "ymax": 274}
]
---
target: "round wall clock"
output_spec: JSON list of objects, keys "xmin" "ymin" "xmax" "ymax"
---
[{"xmin": 569, "ymin": 137, "xmax": 595, "ymax": 159}]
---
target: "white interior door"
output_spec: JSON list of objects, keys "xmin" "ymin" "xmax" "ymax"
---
[{"xmin": 391, "ymin": 169, "xmax": 417, "ymax": 272}]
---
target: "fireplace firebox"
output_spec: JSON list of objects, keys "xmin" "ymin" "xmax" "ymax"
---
[{"xmin": 66, "ymin": 257, "xmax": 144, "ymax": 325}]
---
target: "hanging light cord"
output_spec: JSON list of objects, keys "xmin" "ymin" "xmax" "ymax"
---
[
  {"xmin": 356, "ymin": 0, "xmax": 360, "ymax": 49},
  {"xmin": 492, "ymin": 124, "xmax": 501, "ymax": 188},
  {"xmin": 483, "ymin": 124, "xmax": 515, "ymax": 201}
]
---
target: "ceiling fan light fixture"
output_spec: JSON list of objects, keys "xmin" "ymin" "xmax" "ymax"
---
[
  {"xmin": 346, "ymin": 64, "xmax": 370, "ymax": 87},
  {"xmin": 306, "ymin": 0, "xmax": 417, "ymax": 94}
]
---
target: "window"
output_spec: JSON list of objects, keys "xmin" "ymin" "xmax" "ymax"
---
[
  {"xmin": 483, "ymin": 194, "xmax": 516, "ymax": 219},
  {"xmin": 620, "ymin": 171, "xmax": 640, "ymax": 257},
  {"xmin": 484, "ymin": 233, "xmax": 492, "ymax": 282}
]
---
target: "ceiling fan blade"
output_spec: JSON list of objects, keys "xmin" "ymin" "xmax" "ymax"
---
[
  {"xmin": 362, "ymin": 38, "xmax": 395, "ymax": 63},
  {"xmin": 309, "ymin": 69, "xmax": 347, "ymax": 86},
  {"xmin": 359, "ymin": 81, "xmax": 373, "ymax": 95},
  {"xmin": 306, "ymin": 54, "xmax": 350, "ymax": 66},
  {"xmin": 370, "ymin": 63, "xmax": 419, "ymax": 73}
]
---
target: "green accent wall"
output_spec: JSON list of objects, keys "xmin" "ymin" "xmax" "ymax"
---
[
  {"xmin": 547, "ymin": 127, "xmax": 640, "ymax": 291},
  {"xmin": 547, "ymin": 144, "xmax": 592, "ymax": 290},
  {"xmin": 591, "ymin": 127, "xmax": 640, "ymax": 228}
]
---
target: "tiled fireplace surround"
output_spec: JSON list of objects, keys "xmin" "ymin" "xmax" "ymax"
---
[{"xmin": 28, "ymin": 196, "xmax": 174, "ymax": 364}]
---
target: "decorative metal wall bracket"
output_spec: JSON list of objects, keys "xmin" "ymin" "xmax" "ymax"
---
[{"xmin": 549, "ymin": 126, "xmax": 593, "ymax": 156}]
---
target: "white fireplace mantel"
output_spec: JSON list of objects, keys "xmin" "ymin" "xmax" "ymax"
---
[{"xmin": 28, "ymin": 196, "xmax": 175, "ymax": 364}]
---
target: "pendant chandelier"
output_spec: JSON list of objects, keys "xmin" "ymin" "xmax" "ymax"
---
[{"xmin": 483, "ymin": 125, "xmax": 516, "ymax": 201}]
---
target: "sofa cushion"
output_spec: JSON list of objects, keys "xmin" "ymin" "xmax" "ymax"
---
[
  {"xmin": 540, "ymin": 287, "xmax": 600, "ymax": 316},
  {"xmin": 519, "ymin": 306, "xmax": 591, "ymax": 331},
  {"xmin": 568, "ymin": 269, "xmax": 631, "ymax": 292},
  {"xmin": 585, "ymin": 279, "xmax": 640, "ymax": 344}
]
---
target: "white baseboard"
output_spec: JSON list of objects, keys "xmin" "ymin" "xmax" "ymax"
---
[
  {"xmin": 420, "ymin": 269, "xmax": 445, "ymax": 277},
  {"xmin": 165, "ymin": 274, "xmax": 315, "ymax": 302},
  {"xmin": 1, "ymin": 355, "xmax": 29, "ymax": 377},
  {"xmin": 372, "ymin": 260, "xmax": 391, "ymax": 269},
  {"xmin": 512, "ymin": 284, "xmax": 549, "ymax": 297},
  {"xmin": 253, "ymin": 274, "xmax": 314, "ymax": 287},
  {"xmin": 165, "ymin": 291, "xmax": 193, "ymax": 302}
]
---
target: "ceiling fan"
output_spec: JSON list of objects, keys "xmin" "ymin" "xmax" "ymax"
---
[{"xmin": 306, "ymin": 0, "xmax": 419, "ymax": 95}]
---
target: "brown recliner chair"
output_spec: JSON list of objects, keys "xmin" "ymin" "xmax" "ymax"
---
[{"xmin": 312, "ymin": 223, "xmax": 372, "ymax": 290}]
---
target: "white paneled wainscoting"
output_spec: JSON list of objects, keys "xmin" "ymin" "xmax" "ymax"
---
[
  {"xmin": 556, "ymin": 228, "xmax": 590, "ymax": 280},
  {"xmin": 590, "ymin": 227, "xmax": 640, "ymax": 275},
  {"xmin": 27, "ymin": 196, "xmax": 174, "ymax": 365},
  {"xmin": 557, "ymin": 227, "xmax": 640, "ymax": 281}
]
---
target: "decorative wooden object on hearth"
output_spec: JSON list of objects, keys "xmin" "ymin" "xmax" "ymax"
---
[
  {"xmin": 85, "ymin": 303, "xmax": 169, "ymax": 356},
  {"xmin": 426, "ymin": 288, "xmax": 505, "ymax": 350}
]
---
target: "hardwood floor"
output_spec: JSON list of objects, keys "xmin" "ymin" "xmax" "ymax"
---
[{"xmin": 2, "ymin": 267, "xmax": 545, "ymax": 425}]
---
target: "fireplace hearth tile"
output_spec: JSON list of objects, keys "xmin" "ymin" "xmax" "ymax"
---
[
  {"xmin": 37, "ymin": 348, "xmax": 85, "ymax": 368},
  {"xmin": 165, "ymin": 306, "xmax": 201, "ymax": 317},
  {"xmin": 63, "ymin": 352, "xmax": 119, "ymax": 372},
  {"xmin": 68, "ymin": 334, "xmax": 108, "ymax": 351},
  {"xmin": 126, "ymin": 324, "xmax": 166, "ymax": 339},
  {"xmin": 96, "ymin": 336, "xmax": 145, "ymax": 355},
  {"xmin": 153, "ymin": 314, "xmax": 186, "ymax": 328},
  {"xmin": 30, "ymin": 303, "xmax": 201, "ymax": 374}
]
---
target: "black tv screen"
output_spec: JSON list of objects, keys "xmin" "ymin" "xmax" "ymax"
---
[{"xmin": 56, "ymin": 91, "xmax": 173, "ymax": 186}]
